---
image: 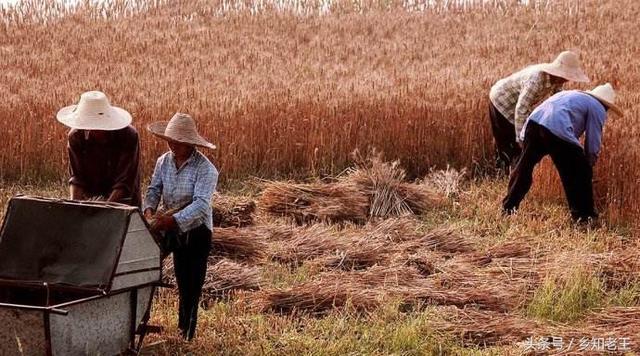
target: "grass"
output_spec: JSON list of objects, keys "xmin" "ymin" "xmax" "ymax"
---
[{"xmin": 1, "ymin": 172, "xmax": 638, "ymax": 354}]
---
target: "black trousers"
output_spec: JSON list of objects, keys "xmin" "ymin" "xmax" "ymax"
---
[
  {"xmin": 502, "ymin": 121, "xmax": 597, "ymax": 221},
  {"xmin": 171, "ymin": 224, "xmax": 212, "ymax": 340},
  {"xmin": 489, "ymin": 102, "xmax": 522, "ymax": 171}
]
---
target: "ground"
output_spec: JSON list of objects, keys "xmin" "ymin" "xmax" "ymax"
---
[{"xmin": 3, "ymin": 175, "xmax": 635, "ymax": 355}]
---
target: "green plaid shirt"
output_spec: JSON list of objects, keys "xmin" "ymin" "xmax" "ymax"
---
[{"xmin": 490, "ymin": 66, "xmax": 562, "ymax": 142}]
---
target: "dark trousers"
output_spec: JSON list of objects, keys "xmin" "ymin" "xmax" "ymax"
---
[
  {"xmin": 502, "ymin": 121, "xmax": 597, "ymax": 221},
  {"xmin": 489, "ymin": 102, "xmax": 522, "ymax": 171},
  {"xmin": 172, "ymin": 224, "xmax": 211, "ymax": 340}
]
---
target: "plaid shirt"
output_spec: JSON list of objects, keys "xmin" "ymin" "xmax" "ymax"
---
[
  {"xmin": 490, "ymin": 66, "xmax": 562, "ymax": 142},
  {"xmin": 144, "ymin": 150, "xmax": 218, "ymax": 232}
]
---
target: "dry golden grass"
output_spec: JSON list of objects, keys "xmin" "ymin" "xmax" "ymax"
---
[{"xmin": 1, "ymin": 0, "xmax": 639, "ymax": 225}]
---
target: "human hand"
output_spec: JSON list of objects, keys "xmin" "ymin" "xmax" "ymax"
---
[
  {"xmin": 151, "ymin": 214, "xmax": 177, "ymax": 232},
  {"xmin": 144, "ymin": 208, "xmax": 155, "ymax": 222}
]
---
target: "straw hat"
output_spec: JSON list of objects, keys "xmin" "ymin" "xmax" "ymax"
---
[
  {"xmin": 148, "ymin": 113, "xmax": 216, "ymax": 149},
  {"xmin": 584, "ymin": 83, "xmax": 624, "ymax": 117},
  {"xmin": 57, "ymin": 91, "xmax": 132, "ymax": 130},
  {"xmin": 539, "ymin": 51, "xmax": 590, "ymax": 83}
]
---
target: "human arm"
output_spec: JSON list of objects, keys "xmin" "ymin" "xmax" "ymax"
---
[
  {"xmin": 584, "ymin": 105, "xmax": 606, "ymax": 166},
  {"xmin": 143, "ymin": 156, "xmax": 165, "ymax": 216}
]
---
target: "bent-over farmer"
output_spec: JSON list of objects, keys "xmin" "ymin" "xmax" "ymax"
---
[
  {"xmin": 143, "ymin": 113, "xmax": 218, "ymax": 341},
  {"xmin": 489, "ymin": 51, "xmax": 589, "ymax": 170},
  {"xmin": 56, "ymin": 91, "xmax": 141, "ymax": 207},
  {"xmin": 502, "ymin": 83, "xmax": 623, "ymax": 223}
]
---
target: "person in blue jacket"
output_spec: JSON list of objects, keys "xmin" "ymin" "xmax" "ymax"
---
[{"xmin": 502, "ymin": 83, "xmax": 623, "ymax": 223}]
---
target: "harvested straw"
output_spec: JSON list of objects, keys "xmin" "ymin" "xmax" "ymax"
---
[
  {"xmin": 551, "ymin": 307, "xmax": 640, "ymax": 352},
  {"xmin": 212, "ymin": 193, "xmax": 256, "ymax": 228},
  {"xmin": 319, "ymin": 237, "xmax": 391, "ymax": 271},
  {"xmin": 201, "ymin": 259, "xmax": 262, "ymax": 303},
  {"xmin": 431, "ymin": 307, "xmax": 541, "ymax": 347},
  {"xmin": 342, "ymin": 153, "xmax": 446, "ymax": 217},
  {"xmin": 400, "ymin": 228, "xmax": 475, "ymax": 254},
  {"xmin": 212, "ymin": 227, "xmax": 268, "ymax": 262},
  {"xmin": 268, "ymin": 224, "xmax": 345, "ymax": 266},
  {"xmin": 163, "ymin": 257, "xmax": 262, "ymax": 303},
  {"xmin": 406, "ymin": 282, "xmax": 525, "ymax": 312},
  {"xmin": 259, "ymin": 181, "xmax": 369, "ymax": 224},
  {"xmin": 255, "ymin": 282, "xmax": 384, "ymax": 315},
  {"xmin": 600, "ymin": 247, "xmax": 640, "ymax": 289},
  {"xmin": 255, "ymin": 266, "xmax": 422, "ymax": 315}
]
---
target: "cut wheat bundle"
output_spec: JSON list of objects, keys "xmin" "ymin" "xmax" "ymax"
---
[
  {"xmin": 600, "ymin": 248, "xmax": 640, "ymax": 289},
  {"xmin": 163, "ymin": 257, "xmax": 262, "ymax": 303},
  {"xmin": 268, "ymin": 224, "xmax": 346, "ymax": 265},
  {"xmin": 212, "ymin": 227, "xmax": 268, "ymax": 262},
  {"xmin": 431, "ymin": 307, "xmax": 541, "ymax": 347},
  {"xmin": 255, "ymin": 281, "xmax": 384, "ymax": 315},
  {"xmin": 201, "ymin": 259, "xmax": 262, "ymax": 304},
  {"xmin": 341, "ymin": 153, "xmax": 447, "ymax": 217},
  {"xmin": 405, "ymin": 281, "xmax": 526, "ymax": 312},
  {"xmin": 259, "ymin": 180, "xmax": 369, "ymax": 224},
  {"xmin": 318, "ymin": 237, "xmax": 391, "ymax": 271},
  {"xmin": 212, "ymin": 193, "xmax": 256, "ymax": 228},
  {"xmin": 551, "ymin": 307, "xmax": 640, "ymax": 352},
  {"xmin": 399, "ymin": 228, "xmax": 475, "ymax": 254}
]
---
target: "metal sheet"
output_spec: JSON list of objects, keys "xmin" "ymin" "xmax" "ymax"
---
[
  {"xmin": 111, "ymin": 270, "xmax": 161, "ymax": 291},
  {"xmin": 136, "ymin": 286, "xmax": 154, "ymax": 328},
  {"xmin": 0, "ymin": 308, "xmax": 46, "ymax": 355},
  {"xmin": 115, "ymin": 214, "xmax": 161, "ymax": 274},
  {"xmin": 49, "ymin": 292, "xmax": 132, "ymax": 356},
  {"xmin": 0, "ymin": 197, "xmax": 131, "ymax": 290}
]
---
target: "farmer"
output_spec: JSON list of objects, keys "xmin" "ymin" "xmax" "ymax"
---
[
  {"xmin": 57, "ymin": 91, "xmax": 141, "ymax": 207},
  {"xmin": 143, "ymin": 113, "xmax": 218, "ymax": 341},
  {"xmin": 502, "ymin": 83, "xmax": 623, "ymax": 223},
  {"xmin": 489, "ymin": 50, "xmax": 590, "ymax": 171}
]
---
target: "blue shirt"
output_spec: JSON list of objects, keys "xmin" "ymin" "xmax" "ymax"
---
[
  {"xmin": 144, "ymin": 150, "xmax": 218, "ymax": 232},
  {"xmin": 522, "ymin": 90, "xmax": 607, "ymax": 166}
]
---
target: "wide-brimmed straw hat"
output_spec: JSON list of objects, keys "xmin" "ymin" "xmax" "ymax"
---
[
  {"xmin": 539, "ymin": 51, "xmax": 590, "ymax": 83},
  {"xmin": 584, "ymin": 83, "xmax": 624, "ymax": 117},
  {"xmin": 148, "ymin": 113, "xmax": 216, "ymax": 149},
  {"xmin": 56, "ymin": 91, "xmax": 132, "ymax": 130}
]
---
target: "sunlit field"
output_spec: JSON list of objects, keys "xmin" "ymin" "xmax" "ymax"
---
[{"xmin": 1, "ymin": 0, "xmax": 639, "ymax": 354}]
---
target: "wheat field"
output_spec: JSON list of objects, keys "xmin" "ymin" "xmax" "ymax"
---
[{"xmin": 1, "ymin": 0, "xmax": 639, "ymax": 224}]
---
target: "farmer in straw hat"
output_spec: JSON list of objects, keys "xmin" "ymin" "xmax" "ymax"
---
[
  {"xmin": 143, "ymin": 112, "xmax": 218, "ymax": 341},
  {"xmin": 502, "ymin": 83, "xmax": 623, "ymax": 223},
  {"xmin": 57, "ymin": 91, "xmax": 141, "ymax": 207},
  {"xmin": 489, "ymin": 50, "xmax": 590, "ymax": 171}
]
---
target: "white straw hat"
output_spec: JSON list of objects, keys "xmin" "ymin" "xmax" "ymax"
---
[
  {"xmin": 584, "ymin": 83, "xmax": 623, "ymax": 117},
  {"xmin": 148, "ymin": 113, "xmax": 216, "ymax": 149},
  {"xmin": 539, "ymin": 51, "xmax": 590, "ymax": 83},
  {"xmin": 56, "ymin": 91, "xmax": 132, "ymax": 130}
]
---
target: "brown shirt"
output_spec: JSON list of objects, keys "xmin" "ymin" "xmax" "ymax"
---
[{"xmin": 68, "ymin": 126, "xmax": 141, "ymax": 207}]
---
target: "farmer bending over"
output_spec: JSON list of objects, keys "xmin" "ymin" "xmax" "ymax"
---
[
  {"xmin": 143, "ymin": 113, "xmax": 218, "ymax": 341},
  {"xmin": 502, "ymin": 84, "xmax": 623, "ymax": 223},
  {"xmin": 57, "ymin": 91, "xmax": 141, "ymax": 207},
  {"xmin": 489, "ymin": 51, "xmax": 589, "ymax": 171}
]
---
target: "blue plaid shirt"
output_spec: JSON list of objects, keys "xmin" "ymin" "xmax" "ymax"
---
[{"xmin": 144, "ymin": 150, "xmax": 218, "ymax": 232}]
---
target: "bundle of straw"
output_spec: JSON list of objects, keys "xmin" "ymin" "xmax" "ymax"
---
[
  {"xmin": 163, "ymin": 257, "xmax": 262, "ymax": 303},
  {"xmin": 268, "ymin": 224, "xmax": 345, "ymax": 266},
  {"xmin": 342, "ymin": 153, "xmax": 446, "ymax": 217},
  {"xmin": 431, "ymin": 307, "xmax": 541, "ymax": 347},
  {"xmin": 259, "ymin": 181, "xmax": 369, "ymax": 224},
  {"xmin": 201, "ymin": 259, "xmax": 262, "ymax": 304},
  {"xmin": 400, "ymin": 228, "xmax": 475, "ymax": 254},
  {"xmin": 255, "ymin": 281, "xmax": 384, "ymax": 315},
  {"xmin": 212, "ymin": 193, "xmax": 256, "ymax": 228},
  {"xmin": 212, "ymin": 227, "xmax": 268, "ymax": 262}
]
